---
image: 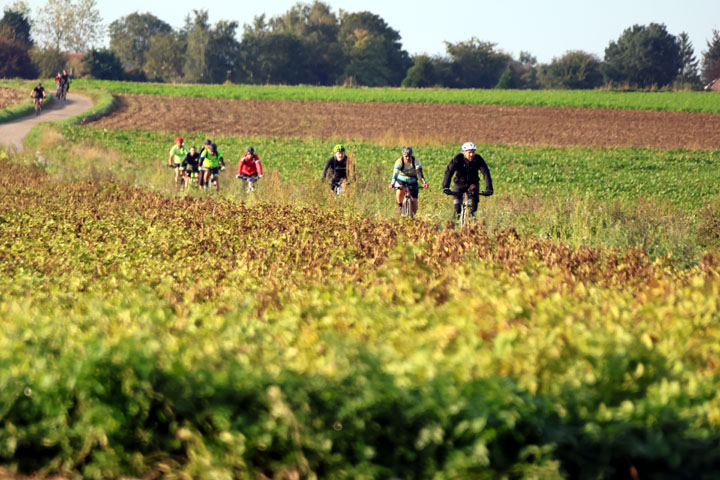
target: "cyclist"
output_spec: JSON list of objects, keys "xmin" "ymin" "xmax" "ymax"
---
[
  {"xmin": 198, "ymin": 139, "xmax": 212, "ymax": 187},
  {"xmin": 168, "ymin": 137, "xmax": 189, "ymax": 186},
  {"xmin": 60, "ymin": 70, "xmax": 70, "ymax": 96},
  {"xmin": 30, "ymin": 83, "xmax": 46, "ymax": 111},
  {"xmin": 388, "ymin": 146, "xmax": 428, "ymax": 216},
  {"xmin": 200, "ymin": 143, "xmax": 226, "ymax": 190},
  {"xmin": 322, "ymin": 144, "xmax": 355, "ymax": 193},
  {"xmin": 181, "ymin": 146, "xmax": 202, "ymax": 189},
  {"xmin": 442, "ymin": 142, "xmax": 493, "ymax": 219},
  {"xmin": 236, "ymin": 146, "xmax": 263, "ymax": 188},
  {"xmin": 54, "ymin": 72, "xmax": 62, "ymax": 95}
]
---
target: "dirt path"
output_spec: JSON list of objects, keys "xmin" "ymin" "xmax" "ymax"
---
[
  {"xmin": 89, "ymin": 94, "xmax": 720, "ymax": 150},
  {"xmin": 0, "ymin": 93, "xmax": 94, "ymax": 151}
]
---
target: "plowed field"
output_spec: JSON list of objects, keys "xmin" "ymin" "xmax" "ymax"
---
[
  {"xmin": 0, "ymin": 86, "xmax": 27, "ymax": 109},
  {"xmin": 91, "ymin": 93, "xmax": 720, "ymax": 150}
]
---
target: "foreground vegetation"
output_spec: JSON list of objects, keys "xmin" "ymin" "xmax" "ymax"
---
[
  {"xmin": 2, "ymin": 151, "xmax": 720, "ymax": 478},
  {"xmin": 66, "ymin": 79, "xmax": 720, "ymax": 113}
]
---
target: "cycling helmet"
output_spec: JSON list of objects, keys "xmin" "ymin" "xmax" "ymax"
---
[
  {"xmin": 402, "ymin": 146, "xmax": 413, "ymax": 157},
  {"xmin": 333, "ymin": 144, "xmax": 345, "ymax": 153},
  {"xmin": 204, "ymin": 139, "xmax": 212, "ymax": 145},
  {"xmin": 246, "ymin": 146, "xmax": 255, "ymax": 154},
  {"xmin": 176, "ymin": 137, "xmax": 183, "ymax": 143},
  {"xmin": 461, "ymin": 142, "xmax": 477, "ymax": 151},
  {"xmin": 210, "ymin": 143, "xmax": 217, "ymax": 152}
]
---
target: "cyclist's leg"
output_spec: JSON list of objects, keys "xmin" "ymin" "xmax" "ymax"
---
[
  {"xmin": 410, "ymin": 183, "xmax": 419, "ymax": 215},
  {"xmin": 395, "ymin": 182, "xmax": 404, "ymax": 210},
  {"xmin": 203, "ymin": 168, "xmax": 210, "ymax": 188},
  {"xmin": 452, "ymin": 187, "xmax": 466, "ymax": 217},
  {"xmin": 469, "ymin": 185, "xmax": 480, "ymax": 216}
]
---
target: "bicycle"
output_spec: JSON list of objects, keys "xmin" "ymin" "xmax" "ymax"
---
[
  {"xmin": 56, "ymin": 83, "xmax": 67, "ymax": 101},
  {"xmin": 445, "ymin": 189, "xmax": 475, "ymax": 227},
  {"xmin": 237, "ymin": 173, "xmax": 259, "ymax": 193},
  {"xmin": 394, "ymin": 183, "xmax": 415, "ymax": 218},
  {"xmin": 32, "ymin": 97, "xmax": 42, "ymax": 115},
  {"xmin": 182, "ymin": 170, "xmax": 201, "ymax": 189}
]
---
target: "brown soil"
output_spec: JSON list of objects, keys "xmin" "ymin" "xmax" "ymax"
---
[
  {"xmin": 0, "ymin": 87, "xmax": 28, "ymax": 110},
  {"xmin": 90, "ymin": 93, "xmax": 720, "ymax": 150}
]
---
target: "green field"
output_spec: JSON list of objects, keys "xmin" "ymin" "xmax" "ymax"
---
[
  {"xmin": 69, "ymin": 79, "xmax": 720, "ymax": 113},
  {"xmin": 41, "ymin": 125, "xmax": 718, "ymax": 265}
]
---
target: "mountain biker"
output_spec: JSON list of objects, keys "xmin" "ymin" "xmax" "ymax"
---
[
  {"xmin": 236, "ymin": 146, "xmax": 263, "ymax": 186},
  {"xmin": 201, "ymin": 143, "xmax": 226, "ymax": 190},
  {"xmin": 181, "ymin": 146, "xmax": 202, "ymax": 189},
  {"xmin": 198, "ymin": 139, "xmax": 212, "ymax": 187},
  {"xmin": 168, "ymin": 137, "xmax": 189, "ymax": 186},
  {"xmin": 388, "ymin": 146, "xmax": 428, "ymax": 216},
  {"xmin": 442, "ymin": 142, "xmax": 493, "ymax": 218},
  {"xmin": 322, "ymin": 144, "xmax": 355, "ymax": 193},
  {"xmin": 30, "ymin": 83, "xmax": 46, "ymax": 109},
  {"xmin": 60, "ymin": 70, "xmax": 70, "ymax": 95}
]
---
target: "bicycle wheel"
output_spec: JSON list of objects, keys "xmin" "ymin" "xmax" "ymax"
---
[
  {"xmin": 402, "ymin": 191, "xmax": 414, "ymax": 218},
  {"xmin": 459, "ymin": 195, "xmax": 469, "ymax": 227}
]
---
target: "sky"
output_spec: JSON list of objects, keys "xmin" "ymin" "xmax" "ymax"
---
[{"xmin": 5, "ymin": 0, "xmax": 720, "ymax": 63}]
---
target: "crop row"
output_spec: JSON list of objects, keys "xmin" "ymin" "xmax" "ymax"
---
[
  {"xmin": 66, "ymin": 79, "xmax": 720, "ymax": 113},
  {"xmin": 2, "ymin": 155, "xmax": 720, "ymax": 477}
]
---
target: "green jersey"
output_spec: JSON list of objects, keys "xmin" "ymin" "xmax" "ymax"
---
[
  {"xmin": 169, "ymin": 144, "xmax": 189, "ymax": 164},
  {"xmin": 201, "ymin": 150, "xmax": 223, "ymax": 169}
]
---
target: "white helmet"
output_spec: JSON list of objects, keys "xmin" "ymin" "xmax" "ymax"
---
[{"xmin": 461, "ymin": 142, "xmax": 476, "ymax": 151}]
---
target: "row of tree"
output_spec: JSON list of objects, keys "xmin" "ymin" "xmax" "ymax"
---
[{"xmin": 3, "ymin": 0, "xmax": 720, "ymax": 90}]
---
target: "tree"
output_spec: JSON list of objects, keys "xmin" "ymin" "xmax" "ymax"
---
[
  {"xmin": 30, "ymin": 47, "xmax": 68, "ymax": 77},
  {"xmin": 206, "ymin": 20, "xmax": 241, "ymax": 83},
  {"xmin": 676, "ymin": 32, "xmax": 700, "ymax": 87},
  {"xmin": 540, "ymin": 50, "xmax": 603, "ymax": 89},
  {"xmin": 402, "ymin": 55, "xmax": 438, "ymax": 87},
  {"xmin": 144, "ymin": 33, "xmax": 185, "ymax": 82},
  {"xmin": 109, "ymin": 12, "xmax": 173, "ymax": 69},
  {"xmin": 338, "ymin": 11, "xmax": 411, "ymax": 86},
  {"xmin": 83, "ymin": 48, "xmax": 124, "ymax": 79},
  {"xmin": 603, "ymin": 23, "xmax": 681, "ymax": 88},
  {"xmin": 701, "ymin": 29, "xmax": 720, "ymax": 85},
  {"xmin": 0, "ymin": 9, "xmax": 33, "ymax": 47},
  {"xmin": 268, "ymin": 1, "xmax": 343, "ymax": 85},
  {"xmin": 183, "ymin": 10, "xmax": 211, "ymax": 83},
  {"xmin": 35, "ymin": 0, "xmax": 104, "ymax": 52},
  {"xmin": 444, "ymin": 38, "xmax": 511, "ymax": 88},
  {"xmin": 0, "ymin": 36, "xmax": 37, "ymax": 78}
]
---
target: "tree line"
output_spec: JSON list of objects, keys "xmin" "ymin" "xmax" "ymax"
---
[{"xmin": 2, "ymin": 0, "xmax": 720, "ymax": 91}]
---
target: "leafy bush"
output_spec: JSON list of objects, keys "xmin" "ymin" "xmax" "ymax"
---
[{"xmin": 82, "ymin": 48, "xmax": 125, "ymax": 80}]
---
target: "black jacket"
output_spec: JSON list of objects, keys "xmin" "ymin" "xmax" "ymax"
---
[
  {"xmin": 442, "ymin": 153, "xmax": 493, "ymax": 192},
  {"xmin": 322, "ymin": 155, "xmax": 355, "ymax": 180}
]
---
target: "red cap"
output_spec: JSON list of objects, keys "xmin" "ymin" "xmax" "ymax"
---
[{"xmin": 176, "ymin": 137, "xmax": 183, "ymax": 143}]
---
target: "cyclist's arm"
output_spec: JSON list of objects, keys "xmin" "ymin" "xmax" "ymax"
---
[
  {"xmin": 441, "ymin": 161, "xmax": 456, "ymax": 190},
  {"xmin": 477, "ymin": 156, "xmax": 493, "ymax": 194},
  {"xmin": 322, "ymin": 158, "xmax": 332, "ymax": 179},
  {"xmin": 417, "ymin": 166, "xmax": 427, "ymax": 185},
  {"xmin": 255, "ymin": 157, "xmax": 263, "ymax": 176},
  {"xmin": 390, "ymin": 159, "xmax": 402, "ymax": 185}
]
